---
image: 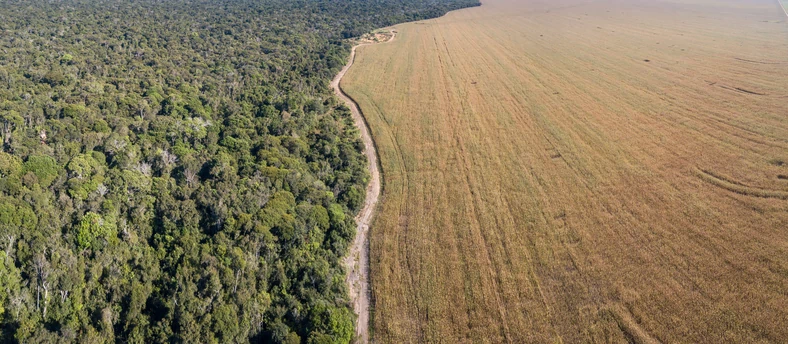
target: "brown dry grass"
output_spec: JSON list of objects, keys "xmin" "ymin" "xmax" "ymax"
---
[{"xmin": 341, "ymin": 0, "xmax": 788, "ymax": 342}]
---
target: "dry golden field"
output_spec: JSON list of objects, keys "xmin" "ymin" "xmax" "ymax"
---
[{"xmin": 341, "ymin": 0, "xmax": 788, "ymax": 342}]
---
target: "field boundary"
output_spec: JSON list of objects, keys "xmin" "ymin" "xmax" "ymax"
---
[
  {"xmin": 779, "ymin": 0, "xmax": 788, "ymax": 18},
  {"xmin": 332, "ymin": 29, "xmax": 396, "ymax": 344},
  {"xmin": 335, "ymin": 5, "xmax": 482, "ymax": 342}
]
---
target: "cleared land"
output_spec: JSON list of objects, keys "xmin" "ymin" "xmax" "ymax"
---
[{"xmin": 341, "ymin": 0, "xmax": 788, "ymax": 342}]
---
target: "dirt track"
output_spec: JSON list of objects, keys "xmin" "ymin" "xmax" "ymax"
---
[{"xmin": 331, "ymin": 30, "xmax": 394, "ymax": 344}]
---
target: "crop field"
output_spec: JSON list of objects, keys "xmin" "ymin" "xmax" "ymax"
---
[{"xmin": 340, "ymin": 0, "xmax": 788, "ymax": 342}]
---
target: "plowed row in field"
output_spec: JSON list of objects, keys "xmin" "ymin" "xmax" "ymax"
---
[{"xmin": 342, "ymin": 0, "xmax": 788, "ymax": 342}]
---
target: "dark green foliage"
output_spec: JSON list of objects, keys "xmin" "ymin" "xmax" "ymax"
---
[
  {"xmin": 22, "ymin": 155, "xmax": 60, "ymax": 188},
  {"xmin": 0, "ymin": 0, "xmax": 479, "ymax": 342}
]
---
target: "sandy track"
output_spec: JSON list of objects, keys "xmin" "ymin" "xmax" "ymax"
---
[{"xmin": 331, "ymin": 31, "xmax": 394, "ymax": 343}]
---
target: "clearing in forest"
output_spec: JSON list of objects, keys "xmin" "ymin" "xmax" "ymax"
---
[{"xmin": 341, "ymin": 0, "xmax": 788, "ymax": 342}]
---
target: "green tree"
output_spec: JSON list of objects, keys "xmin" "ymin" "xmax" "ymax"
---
[
  {"xmin": 75, "ymin": 212, "xmax": 115, "ymax": 250},
  {"xmin": 23, "ymin": 155, "xmax": 60, "ymax": 188}
]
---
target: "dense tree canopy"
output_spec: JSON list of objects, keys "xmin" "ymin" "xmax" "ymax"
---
[{"xmin": 0, "ymin": 0, "xmax": 479, "ymax": 342}]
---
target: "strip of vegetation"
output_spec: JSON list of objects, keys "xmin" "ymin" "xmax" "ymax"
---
[{"xmin": 0, "ymin": 0, "xmax": 479, "ymax": 342}]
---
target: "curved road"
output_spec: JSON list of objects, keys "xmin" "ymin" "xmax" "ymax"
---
[{"xmin": 331, "ymin": 31, "xmax": 394, "ymax": 343}]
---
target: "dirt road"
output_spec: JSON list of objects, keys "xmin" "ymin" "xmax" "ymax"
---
[{"xmin": 331, "ymin": 30, "xmax": 394, "ymax": 343}]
